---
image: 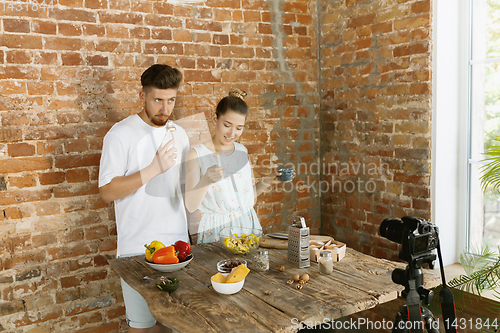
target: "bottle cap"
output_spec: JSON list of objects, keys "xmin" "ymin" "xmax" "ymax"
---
[
  {"xmin": 320, "ymin": 251, "xmax": 332, "ymax": 257},
  {"xmin": 257, "ymin": 249, "xmax": 268, "ymax": 254}
]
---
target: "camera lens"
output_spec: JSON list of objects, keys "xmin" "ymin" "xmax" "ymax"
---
[{"xmin": 380, "ymin": 218, "xmax": 405, "ymax": 245}]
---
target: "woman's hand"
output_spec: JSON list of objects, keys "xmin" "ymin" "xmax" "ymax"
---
[
  {"xmin": 203, "ymin": 165, "xmax": 224, "ymax": 184},
  {"xmin": 265, "ymin": 168, "xmax": 285, "ymax": 184}
]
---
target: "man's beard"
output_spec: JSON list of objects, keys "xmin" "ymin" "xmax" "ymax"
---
[{"xmin": 145, "ymin": 104, "xmax": 168, "ymax": 126}]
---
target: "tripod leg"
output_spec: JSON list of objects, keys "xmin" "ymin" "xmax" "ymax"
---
[
  {"xmin": 392, "ymin": 306, "xmax": 409, "ymax": 333},
  {"xmin": 421, "ymin": 307, "xmax": 440, "ymax": 333}
]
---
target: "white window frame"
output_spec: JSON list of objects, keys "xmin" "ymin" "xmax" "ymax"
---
[{"xmin": 431, "ymin": 0, "xmax": 471, "ymax": 266}]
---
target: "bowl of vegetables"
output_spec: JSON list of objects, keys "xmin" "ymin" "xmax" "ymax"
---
[
  {"xmin": 144, "ymin": 240, "xmax": 193, "ymax": 272},
  {"xmin": 219, "ymin": 227, "xmax": 262, "ymax": 255}
]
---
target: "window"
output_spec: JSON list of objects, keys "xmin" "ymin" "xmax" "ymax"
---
[{"xmin": 467, "ymin": 0, "xmax": 500, "ymax": 254}]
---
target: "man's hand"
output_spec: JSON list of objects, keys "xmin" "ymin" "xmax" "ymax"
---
[
  {"xmin": 141, "ymin": 139, "xmax": 178, "ymax": 184},
  {"xmin": 151, "ymin": 138, "xmax": 178, "ymax": 174}
]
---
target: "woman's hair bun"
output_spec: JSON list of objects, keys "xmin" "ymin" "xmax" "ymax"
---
[{"xmin": 228, "ymin": 88, "xmax": 247, "ymax": 101}]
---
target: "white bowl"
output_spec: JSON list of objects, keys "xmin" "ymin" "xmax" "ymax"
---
[
  {"xmin": 145, "ymin": 257, "xmax": 193, "ymax": 272},
  {"xmin": 211, "ymin": 273, "xmax": 245, "ymax": 295}
]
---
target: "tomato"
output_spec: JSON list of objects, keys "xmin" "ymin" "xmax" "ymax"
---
[{"xmin": 174, "ymin": 240, "xmax": 192, "ymax": 262}]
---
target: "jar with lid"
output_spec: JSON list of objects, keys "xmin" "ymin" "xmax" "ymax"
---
[
  {"xmin": 254, "ymin": 249, "xmax": 269, "ymax": 271},
  {"xmin": 318, "ymin": 251, "xmax": 333, "ymax": 275}
]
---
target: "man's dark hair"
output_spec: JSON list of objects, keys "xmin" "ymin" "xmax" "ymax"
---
[{"xmin": 141, "ymin": 64, "xmax": 182, "ymax": 91}]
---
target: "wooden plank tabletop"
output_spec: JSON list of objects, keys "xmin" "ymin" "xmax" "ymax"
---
[{"xmin": 108, "ymin": 242, "xmax": 441, "ymax": 333}]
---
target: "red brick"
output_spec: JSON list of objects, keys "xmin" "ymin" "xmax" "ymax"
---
[
  {"xmin": 85, "ymin": 0, "xmax": 107, "ymax": 9},
  {"xmin": 55, "ymin": 154, "xmax": 100, "ymax": 169},
  {"xmin": 130, "ymin": 27, "xmax": 150, "ymax": 39},
  {"xmin": 32, "ymin": 20, "xmax": 57, "ymax": 35},
  {"xmin": 0, "ymin": 156, "xmax": 52, "ymax": 173},
  {"xmin": 151, "ymin": 28, "xmax": 172, "ymax": 40},
  {"xmin": 27, "ymin": 81, "xmax": 54, "ymax": 96},
  {"xmin": 44, "ymin": 37, "xmax": 83, "ymax": 51},
  {"xmin": 61, "ymin": 275, "xmax": 80, "ymax": 288},
  {"xmin": 61, "ymin": 52, "xmax": 85, "ymax": 66},
  {"xmin": 413, "ymin": 198, "xmax": 430, "ymax": 210},
  {"xmin": 410, "ymin": 82, "xmax": 429, "ymax": 95},
  {"xmin": 347, "ymin": 13, "xmax": 376, "ymax": 29},
  {"xmin": 99, "ymin": 12, "xmax": 143, "ymax": 24},
  {"xmin": 58, "ymin": 23, "xmax": 82, "ymax": 36},
  {"xmin": 144, "ymin": 42, "xmax": 183, "ymax": 54},
  {"xmin": 372, "ymin": 22, "xmax": 393, "ymax": 34},
  {"xmin": 412, "ymin": 0, "xmax": 431, "ymax": 14},
  {"xmin": 32, "ymin": 233, "xmax": 57, "ymax": 247},
  {"xmin": 85, "ymin": 225, "xmax": 109, "ymax": 240},
  {"xmin": 3, "ymin": 19, "xmax": 30, "ymax": 33},
  {"xmin": 0, "ymin": 80, "xmax": 27, "ymax": 94},
  {"xmin": 33, "ymin": 51, "xmax": 58, "ymax": 65},
  {"xmin": 214, "ymin": 8, "xmax": 231, "ymax": 21},
  {"xmin": 48, "ymin": 243, "xmax": 96, "ymax": 261},
  {"xmin": 3, "ymin": 251, "xmax": 47, "ymax": 270},
  {"xmin": 0, "ymin": 188, "xmax": 52, "ymax": 205},
  {"xmin": 52, "ymin": 183, "xmax": 99, "ymax": 198},
  {"xmin": 39, "ymin": 172, "xmax": 65, "ymax": 185},
  {"xmin": 83, "ymin": 24, "xmax": 106, "ymax": 36},
  {"xmin": 9, "ymin": 175, "xmax": 37, "ymax": 188},
  {"xmin": 205, "ymin": 0, "xmax": 240, "ymax": 9},
  {"xmin": 66, "ymin": 169, "xmax": 90, "ymax": 183},
  {"xmin": 76, "ymin": 322, "xmax": 120, "ymax": 333},
  {"xmin": 184, "ymin": 70, "xmax": 221, "ymax": 82},
  {"xmin": 87, "ymin": 55, "xmax": 108, "ymax": 66},
  {"xmin": 283, "ymin": 1, "xmax": 308, "ymax": 13},
  {"xmin": 0, "ymin": 34, "xmax": 42, "ymax": 49},
  {"xmin": 13, "ymin": 310, "xmax": 62, "ymax": 327},
  {"xmin": 3, "ymin": 206, "xmax": 30, "ymax": 219},
  {"xmin": 5, "ymin": 50, "xmax": 31, "ymax": 65},
  {"xmin": 394, "ymin": 14, "xmax": 430, "ymax": 31},
  {"xmin": 82, "ymin": 270, "xmax": 107, "ymax": 282},
  {"xmin": 36, "ymin": 201, "xmax": 61, "ymax": 216},
  {"xmin": 49, "ymin": 8, "xmax": 97, "ymax": 22},
  {"xmin": 213, "ymin": 34, "xmax": 229, "ymax": 45},
  {"xmin": 0, "ymin": 300, "xmax": 24, "ymax": 316},
  {"xmin": 144, "ymin": 15, "xmax": 182, "ymax": 28}
]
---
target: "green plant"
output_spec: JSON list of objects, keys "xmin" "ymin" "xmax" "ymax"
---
[
  {"xmin": 480, "ymin": 138, "xmax": 500, "ymax": 195},
  {"xmin": 430, "ymin": 247, "xmax": 500, "ymax": 333}
]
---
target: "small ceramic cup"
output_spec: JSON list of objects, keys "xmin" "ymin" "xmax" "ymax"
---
[{"xmin": 278, "ymin": 168, "xmax": 294, "ymax": 182}]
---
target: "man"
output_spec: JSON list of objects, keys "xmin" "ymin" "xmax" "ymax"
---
[{"xmin": 99, "ymin": 64, "xmax": 189, "ymax": 333}]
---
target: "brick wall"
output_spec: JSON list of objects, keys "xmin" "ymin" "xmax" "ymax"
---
[
  {"xmin": 319, "ymin": 0, "xmax": 433, "ymax": 261},
  {"xmin": 0, "ymin": 0, "xmax": 319, "ymax": 331}
]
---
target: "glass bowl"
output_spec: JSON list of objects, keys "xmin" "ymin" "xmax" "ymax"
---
[
  {"xmin": 219, "ymin": 227, "xmax": 262, "ymax": 255},
  {"xmin": 216, "ymin": 259, "xmax": 247, "ymax": 273}
]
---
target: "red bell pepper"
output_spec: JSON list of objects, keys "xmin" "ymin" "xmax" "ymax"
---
[
  {"xmin": 152, "ymin": 245, "xmax": 179, "ymax": 264},
  {"xmin": 174, "ymin": 240, "xmax": 192, "ymax": 262}
]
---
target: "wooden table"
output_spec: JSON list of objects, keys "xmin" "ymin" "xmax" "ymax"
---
[{"xmin": 108, "ymin": 243, "xmax": 441, "ymax": 332}]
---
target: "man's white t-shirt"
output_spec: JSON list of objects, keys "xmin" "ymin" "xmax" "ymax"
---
[{"xmin": 99, "ymin": 114, "xmax": 190, "ymax": 257}]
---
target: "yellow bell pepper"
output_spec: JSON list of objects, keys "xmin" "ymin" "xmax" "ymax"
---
[{"xmin": 144, "ymin": 240, "xmax": 165, "ymax": 262}]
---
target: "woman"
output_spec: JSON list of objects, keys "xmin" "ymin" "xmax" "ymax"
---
[{"xmin": 184, "ymin": 88, "xmax": 280, "ymax": 243}]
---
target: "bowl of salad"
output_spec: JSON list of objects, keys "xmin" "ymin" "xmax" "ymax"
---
[{"xmin": 219, "ymin": 227, "xmax": 262, "ymax": 255}]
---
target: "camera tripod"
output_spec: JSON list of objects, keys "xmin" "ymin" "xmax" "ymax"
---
[
  {"xmin": 393, "ymin": 303, "xmax": 440, "ymax": 333},
  {"xmin": 390, "ymin": 254, "xmax": 440, "ymax": 333}
]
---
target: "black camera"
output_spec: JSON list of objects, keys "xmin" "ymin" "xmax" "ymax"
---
[{"xmin": 380, "ymin": 216, "xmax": 439, "ymax": 263}]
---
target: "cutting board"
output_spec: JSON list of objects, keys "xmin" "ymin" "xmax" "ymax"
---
[{"xmin": 260, "ymin": 233, "xmax": 335, "ymax": 249}]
